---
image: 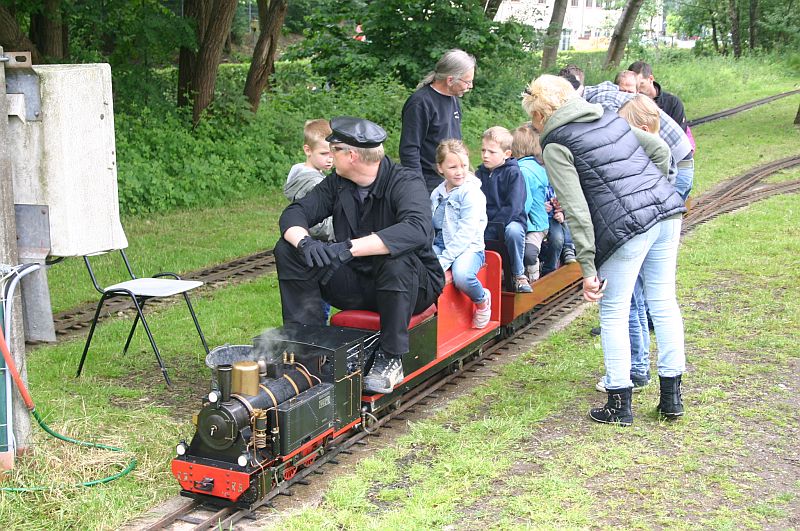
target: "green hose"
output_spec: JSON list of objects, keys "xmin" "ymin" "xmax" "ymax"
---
[{"xmin": 0, "ymin": 409, "xmax": 137, "ymax": 492}]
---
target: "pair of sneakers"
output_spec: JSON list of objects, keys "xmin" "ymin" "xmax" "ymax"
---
[
  {"xmin": 364, "ymin": 350, "xmax": 404, "ymax": 394},
  {"xmin": 473, "ymin": 289, "xmax": 491, "ymax": 329}
]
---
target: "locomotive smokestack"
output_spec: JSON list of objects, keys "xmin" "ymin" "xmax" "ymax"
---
[{"xmin": 218, "ymin": 365, "xmax": 233, "ymax": 403}]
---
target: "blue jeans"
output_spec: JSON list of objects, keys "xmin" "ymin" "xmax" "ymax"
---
[
  {"xmin": 541, "ymin": 219, "xmax": 575, "ymax": 275},
  {"xmin": 675, "ymin": 160, "xmax": 694, "ymax": 200},
  {"xmin": 504, "ymin": 221, "xmax": 526, "ymax": 277},
  {"xmin": 434, "ymin": 248, "xmax": 486, "ymax": 303},
  {"xmin": 598, "ymin": 217, "xmax": 685, "ymax": 389},
  {"xmin": 599, "ymin": 273, "xmax": 650, "ymax": 389},
  {"xmin": 628, "ymin": 274, "xmax": 650, "ymax": 380}
]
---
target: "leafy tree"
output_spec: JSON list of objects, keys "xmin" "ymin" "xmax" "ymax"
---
[{"xmin": 286, "ymin": 0, "xmax": 536, "ymax": 110}]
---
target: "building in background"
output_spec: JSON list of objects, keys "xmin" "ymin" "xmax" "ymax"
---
[{"xmin": 495, "ymin": 0, "xmax": 664, "ymax": 51}]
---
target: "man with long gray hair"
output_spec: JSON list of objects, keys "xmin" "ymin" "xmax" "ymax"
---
[{"xmin": 400, "ymin": 49, "xmax": 476, "ymax": 192}]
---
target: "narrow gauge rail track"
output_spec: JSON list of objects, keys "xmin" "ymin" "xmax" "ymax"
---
[
  {"xmin": 687, "ymin": 89, "xmax": 800, "ymax": 127},
  {"xmin": 139, "ymin": 283, "xmax": 586, "ymax": 531},
  {"xmin": 682, "ymin": 155, "xmax": 800, "ymax": 234},
  {"xmin": 50, "ymin": 154, "xmax": 800, "ymax": 341}
]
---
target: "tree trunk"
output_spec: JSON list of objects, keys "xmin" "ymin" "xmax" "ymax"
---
[
  {"xmin": 541, "ymin": 0, "xmax": 569, "ymax": 71},
  {"xmin": 178, "ymin": 0, "xmax": 209, "ymax": 108},
  {"xmin": 728, "ymin": 0, "xmax": 741, "ymax": 58},
  {"xmin": 603, "ymin": 0, "xmax": 646, "ymax": 69},
  {"xmin": 794, "ymin": 103, "xmax": 800, "ymax": 125},
  {"xmin": 30, "ymin": 0, "xmax": 64, "ymax": 59},
  {"xmin": 243, "ymin": 0, "xmax": 287, "ymax": 112},
  {"xmin": 191, "ymin": 1, "xmax": 238, "ymax": 125},
  {"xmin": 748, "ymin": 0, "xmax": 757, "ymax": 50},
  {"xmin": 0, "ymin": 6, "xmax": 41, "ymax": 62},
  {"xmin": 483, "ymin": 0, "xmax": 504, "ymax": 20},
  {"xmin": 710, "ymin": 11, "xmax": 720, "ymax": 53}
]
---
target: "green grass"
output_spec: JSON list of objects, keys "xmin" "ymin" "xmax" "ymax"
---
[
  {"xmin": 5, "ymin": 55, "xmax": 800, "ymax": 529},
  {"xmin": 690, "ymin": 96, "xmax": 800, "ymax": 197},
  {"xmin": 0, "ymin": 274, "xmax": 284, "ymax": 530},
  {"xmin": 267, "ymin": 192, "xmax": 800, "ymax": 530}
]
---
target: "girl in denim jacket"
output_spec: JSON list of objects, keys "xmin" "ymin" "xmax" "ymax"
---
[{"xmin": 430, "ymin": 140, "xmax": 491, "ymax": 328}]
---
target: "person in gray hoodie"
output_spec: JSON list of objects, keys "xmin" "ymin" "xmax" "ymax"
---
[
  {"xmin": 284, "ymin": 119, "xmax": 335, "ymax": 242},
  {"xmin": 522, "ymin": 74, "xmax": 687, "ymax": 427}
]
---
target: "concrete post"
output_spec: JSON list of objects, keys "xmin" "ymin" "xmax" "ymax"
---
[{"xmin": 0, "ymin": 47, "xmax": 32, "ymax": 464}]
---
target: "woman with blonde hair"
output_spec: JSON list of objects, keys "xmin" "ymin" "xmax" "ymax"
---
[{"xmin": 522, "ymin": 74, "xmax": 687, "ymax": 426}]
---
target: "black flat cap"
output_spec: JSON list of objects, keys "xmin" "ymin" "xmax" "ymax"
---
[{"xmin": 326, "ymin": 116, "xmax": 387, "ymax": 148}]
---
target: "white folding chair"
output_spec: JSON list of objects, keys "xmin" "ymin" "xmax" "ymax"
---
[{"xmin": 76, "ymin": 249, "xmax": 209, "ymax": 386}]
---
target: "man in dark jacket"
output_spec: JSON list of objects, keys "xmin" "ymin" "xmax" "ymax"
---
[
  {"xmin": 400, "ymin": 49, "xmax": 476, "ymax": 192},
  {"xmin": 275, "ymin": 117, "xmax": 445, "ymax": 394},
  {"xmin": 629, "ymin": 61, "xmax": 695, "ymax": 200}
]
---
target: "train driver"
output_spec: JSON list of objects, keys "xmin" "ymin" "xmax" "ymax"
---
[{"xmin": 274, "ymin": 116, "xmax": 445, "ymax": 394}]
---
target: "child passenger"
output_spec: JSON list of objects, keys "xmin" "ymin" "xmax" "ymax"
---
[
  {"xmin": 430, "ymin": 140, "xmax": 491, "ymax": 329},
  {"xmin": 284, "ymin": 119, "xmax": 335, "ymax": 321},
  {"xmin": 284, "ymin": 119, "xmax": 335, "ymax": 242},
  {"xmin": 512, "ymin": 124, "xmax": 549, "ymax": 282},
  {"xmin": 476, "ymin": 126, "xmax": 531, "ymax": 293}
]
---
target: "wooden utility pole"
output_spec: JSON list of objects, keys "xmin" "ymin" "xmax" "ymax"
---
[{"xmin": 0, "ymin": 47, "xmax": 32, "ymax": 465}]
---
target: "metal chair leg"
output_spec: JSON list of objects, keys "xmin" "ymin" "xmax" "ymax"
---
[
  {"xmin": 182, "ymin": 292, "xmax": 209, "ymax": 354},
  {"xmin": 122, "ymin": 301, "xmax": 143, "ymax": 355},
  {"xmin": 129, "ymin": 296, "xmax": 172, "ymax": 387},
  {"xmin": 77, "ymin": 293, "xmax": 110, "ymax": 377}
]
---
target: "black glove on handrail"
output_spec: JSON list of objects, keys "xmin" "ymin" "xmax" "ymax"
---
[{"xmin": 297, "ymin": 235, "xmax": 330, "ymax": 268}]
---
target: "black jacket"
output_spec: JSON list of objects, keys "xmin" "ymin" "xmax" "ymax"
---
[
  {"xmin": 400, "ymin": 85, "xmax": 462, "ymax": 190},
  {"xmin": 279, "ymin": 157, "xmax": 445, "ymax": 291},
  {"xmin": 542, "ymin": 110, "xmax": 686, "ymax": 268},
  {"xmin": 654, "ymin": 81, "xmax": 687, "ymax": 132}
]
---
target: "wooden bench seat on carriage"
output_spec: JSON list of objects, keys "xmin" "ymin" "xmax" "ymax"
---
[{"xmin": 329, "ymin": 251, "xmax": 503, "ymax": 383}]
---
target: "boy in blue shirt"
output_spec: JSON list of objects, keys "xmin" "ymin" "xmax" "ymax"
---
[
  {"xmin": 476, "ymin": 126, "xmax": 530, "ymax": 293},
  {"xmin": 512, "ymin": 124, "xmax": 550, "ymax": 282}
]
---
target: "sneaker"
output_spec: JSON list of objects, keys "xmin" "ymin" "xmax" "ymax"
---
[
  {"xmin": 515, "ymin": 275, "xmax": 532, "ymax": 293},
  {"xmin": 596, "ymin": 376, "xmax": 651, "ymax": 393},
  {"xmin": 472, "ymin": 289, "xmax": 491, "ymax": 329},
  {"xmin": 525, "ymin": 264, "xmax": 540, "ymax": 282},
  {"xmin": 364, "ymin": 351, "xmax": 404, "ymax": 394},
  {"xmin": 561, "ymin": 247, "xmax": 577, "ymax": 264}
]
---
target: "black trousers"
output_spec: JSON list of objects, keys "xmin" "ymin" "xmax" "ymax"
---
[{"xmin": 274, "ymin": 239, "xmax": 438, "ymax": 357}]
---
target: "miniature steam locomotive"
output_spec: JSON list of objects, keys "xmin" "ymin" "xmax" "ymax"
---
[{"xmin": 171, "ymin": 252, "xmax": 580, "ymax": 508}]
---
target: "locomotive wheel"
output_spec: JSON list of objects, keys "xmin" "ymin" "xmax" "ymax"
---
[
  {"xmin": 283, "ymin": 466, "xmax": 297, "ymax": 481},
  {"xmin": 448, "ymin": 359, "xmax": 464, "ymax": 374}
]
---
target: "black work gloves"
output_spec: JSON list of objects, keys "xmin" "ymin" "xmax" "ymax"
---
[
  {"xmin": 319, "ymin": 240, "xmax": 354, "ymax": 285},
  {"xmin": 297, "ymin": 236, "xmax": 354, "ymax": 285}
]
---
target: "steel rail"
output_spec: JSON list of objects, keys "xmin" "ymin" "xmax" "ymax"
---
[{"xmin": 687, "ymin": 89, "xmax": 800, "ymax": 127}]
